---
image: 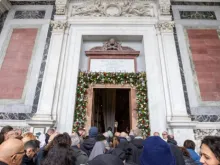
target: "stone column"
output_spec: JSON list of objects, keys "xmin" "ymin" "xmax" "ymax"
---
[
  {"xmin": 157, "ymin": 21, "xmax": 196, "ymax": 144},
  {"xmin": 27, "ymin": 21, "xmax": 67, "ymax": 129}
]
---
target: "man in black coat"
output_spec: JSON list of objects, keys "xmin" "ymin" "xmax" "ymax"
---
[{"xmin": 80, "ymin": 127, "xmax": 98, "ymax": 156}]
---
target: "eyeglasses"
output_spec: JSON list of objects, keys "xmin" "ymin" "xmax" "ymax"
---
[{"xmin": 162, "ymin": 134, "xmax": 167, "ymax": 135}]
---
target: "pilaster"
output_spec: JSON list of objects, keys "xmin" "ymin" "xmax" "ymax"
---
[
  {"xmin": 27, "ymin": 21, "xmax": 67, "ymax": 129},
  {"xmin": 157, "ymin": 3, "xmax": 196, "ymax": 143}
]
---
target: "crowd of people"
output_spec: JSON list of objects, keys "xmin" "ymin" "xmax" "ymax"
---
[{"xmin": 0, "ymin": 125, "xmax": 219, "ymax": 165}]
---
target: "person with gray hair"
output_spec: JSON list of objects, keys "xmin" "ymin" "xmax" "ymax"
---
[{"xmin": 71, "ymin": 133, "xmax": 88, "ymax": 165}]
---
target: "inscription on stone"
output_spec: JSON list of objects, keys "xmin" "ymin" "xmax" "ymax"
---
[{"xmin": 90, "ymin": 59, "xmax": 135, "ymax": 72}]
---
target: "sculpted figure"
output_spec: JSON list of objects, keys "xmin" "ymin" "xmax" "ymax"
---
[{"xmin": 103, "ymin": 38, "xmax": 122, "ymax": 50}]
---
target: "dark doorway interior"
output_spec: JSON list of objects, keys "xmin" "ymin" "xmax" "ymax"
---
[
  {"xmin": 115, "ymin": 89, "xmax": 130, "ymax": 132},
  {"xmin": 92, "ymin": 88, "xmax": 130, "ymax": 133}
]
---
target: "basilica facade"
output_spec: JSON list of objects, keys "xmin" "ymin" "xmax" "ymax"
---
[{"xmin": 0, "ymin": 0, "xmax": 220, "ymax": 147}]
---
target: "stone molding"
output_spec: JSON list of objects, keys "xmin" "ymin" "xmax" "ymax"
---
[
  {"xmin": 157, "ymin": 21, "xmax": 174, "ymax": 33},
  {"xmin": 194, "ymin": 129, "xmax": 220, "ymax": 140},
  {"xmin": 70, "ymin": 0, "xmax": 155, "ymax": 17},
  {"xmin": 51, "ymin": 21, "xmax": 67, "ymax": 32},
  {"xmin": 0, "ymin": 0, "xmax": 11, "ymax": 15},
  {"xmin": 159, "ymin": 0, "xmax": 171, "ymax": 15}
]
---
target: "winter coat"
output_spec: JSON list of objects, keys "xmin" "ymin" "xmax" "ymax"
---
[
  {"xmin": 72, "ymin": 146, "xmax": 88, "ymax": 165},
  {"xmin": 80, "ymin": 138, "xmax": 96, "ymax": 156},
  {"xmin": 140, "ymin": 136, "xmax": 176, "ymax": 165},
  {"xmin": 88, "ymin": 142, "xmax": 105, "ymax": 161},
  {"xmin": 187, "ymin": 149, "xmax": 202, "ymax": 165},
  {"xmin": 21, "ymin": 155, "xmax": 35, "ymax": 165},
  {"xmin": 131, "ymin": 138, "xmax": 144, "ymax": 164},
  {"xmin": 117, "ymin": 139, "xmax": 138, "ymax": 164},
  {"xmin": 169, "ymin": 144, "xmax": 186, "ymax": 165},
  {"xmin": 87, "ymin": 154, "xmax": 124, "ymax": 165},
  {"xmin": 183, "ymin": 156, "xmax": 197, "ymax": 165}
]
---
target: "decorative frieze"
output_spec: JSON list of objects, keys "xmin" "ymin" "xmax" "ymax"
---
[
  {"xmin": 51, "ymin": 21, "xmax": 67, "ymax": 31},
  {"xmin": 71, "ymin": 0, "xmax": 155, "ymax": 17},
  {"xmin": 159, "ymin": 0, "xmax": 171, "ymax": 15},
  {"xmin": 194, "ymin": 129, "xmax": 220, "ymax": 140},
  {"xmin": 14, "ymin": 10, "xmax": 46, "ymax": 19},
  {"xmin": 157, "ymin": 21, "xmax": 174, "ymax": 33},
  {"xmin": 192, "ymin": 115, "xmax": 220, "ymax": 122}
]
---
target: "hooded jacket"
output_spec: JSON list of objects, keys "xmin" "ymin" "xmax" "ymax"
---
[
  {"xmin": 131, "ymin": 138, "xmax": 144, "ymax": 164},
  {"xmin": 72, "ymin": 146, "xmax": 88, "ymax": 165},
  {"xmin": 80, "ymin": 138, "xmax": 96, "ymax": 157},
  {"xmin": 88, "ymin": 142, "xmax": 105, "ymax": 161},
  {"xmin": 140, "ymin": 136, "xmax": 176, "ymax": 165},
  {"xmin": 169, "ymin": 144, "xmax": 186, "ymax": 165}
]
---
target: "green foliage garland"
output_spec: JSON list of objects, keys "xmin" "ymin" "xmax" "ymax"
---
[{"xmin": 73, "ymin": 72, "xmax": 150, "ymax": 136}]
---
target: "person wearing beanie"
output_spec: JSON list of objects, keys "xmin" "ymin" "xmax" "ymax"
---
[
  {"xmin": 80, "ymin": 127, "xmax": 98, "ymax": 157},
  {"xmin": 89, "ymin": 127, "xmax": 98, "ymax": 138},
  {"xmin": 140, "ymin": 136, "xmax": 176, "ymax": 165}
]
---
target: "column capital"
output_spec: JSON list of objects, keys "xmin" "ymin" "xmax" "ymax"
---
[
  {"xmin": 55, "ymin": 0, "xmax": 68, "ymax": 15},
  {"xmin": 157, "ymin": 21, "xmax": 174, "ymax": 33},
  {"xmin": 0, "ymin": 0, "xmax": 11, "ymax": 15},
  {"xmin": 158, "ymin": 0, "xmax": 171, "ymax": 16},
  {"xmin": 51, "ymin": 21, "xmax": 68, "ymax": 32}
]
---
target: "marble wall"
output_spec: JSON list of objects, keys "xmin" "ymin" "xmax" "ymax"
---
[
  {"xmin": 172, "ymin": 2, "xmax": 220, "ymax": 123},
  {"xmin": 0, "ymin": 2, "xmax": 54, "ymax": 121}
]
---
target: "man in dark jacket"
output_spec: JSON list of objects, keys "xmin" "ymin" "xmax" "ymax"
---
[
  {"xmin": 21, "ymin": 140, "xmax": 40, "ymax": 165},
  {"xmin": 71, "ymin": 133, "xmax": 88, "ymax": 165},
  {"xmin": 80, "ymin": 127, "xmax": 98, "ymax": 156},
  {"xmin": 168, "ymin": 142, "xmax": 186, "ymax": 165}
]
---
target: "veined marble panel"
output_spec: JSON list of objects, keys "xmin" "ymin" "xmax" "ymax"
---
[
  {"xmin": 0, "ymin": 5, "xmax": 54, "ymax": 120},
  {"xmin": 14, "ymin": 10, "xmax": 46, "ymax": 19},
  {"xmin": 172, "ymin": 2, "xmax": 220, "ymax": 6},
  {"xmin": 10, "ymin": 1, "xmax": 55, "ymax": 5}
]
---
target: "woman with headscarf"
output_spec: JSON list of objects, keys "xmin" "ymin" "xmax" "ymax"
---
[
  {"xmin": 140, "ymin": 136, "xmax": 176, "ymax": 165},
  {"xmin": 88, "ymin": 141, "xmax": 105, "ymax": 161}
]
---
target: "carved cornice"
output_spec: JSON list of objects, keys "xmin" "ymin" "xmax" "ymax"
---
[
  {"xmin": 157, "ymin": 21, "xmax": 174, "ymax": 33},
  {"xmin": 0, "ymin": 0, "xmax": 11, "ymax": 15},
  {"xmin": 85, "ymin": 38, "xmax": 140, "ymax": 56},
  {"xmin": 51, "ymin": 21, "xmax": 68, "ymax": 32},
  {"xmin": 71, "ymin": 0, "xmax": 155, "ymax": 17},
  {"xmin": 159, "ymin": 0, "xmax": 171, "ymax": 15}
]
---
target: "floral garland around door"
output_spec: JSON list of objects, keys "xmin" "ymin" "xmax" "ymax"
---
[{"xmin": 73, "ymin": 72, "xmax": 150, "ymax": 136}]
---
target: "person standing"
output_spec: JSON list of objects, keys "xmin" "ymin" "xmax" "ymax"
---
[
  {"xmin": 140, "ymin": 136, "xmax": 175, "ymax": 165},
  {"xmin": 200, "ymin": 136, "xmax": 220, "ymax": 165},
  {"xmin": 184, "ymin": 140, "xmax": 202, "ymax": 165},
  {"xmin": 162, "ymin": 131, "xmax": 168, "ymax": 142},
  {"xmin": 0, "ymin": 139, "xmax": 25, "ymax": 165},
  {"xmin": 80, "ymin": 127, "xmax": 98, "ymax": 156},
  {"xmin": 38, "ymin": 128, "xmax": 55, "ymax": 148}
]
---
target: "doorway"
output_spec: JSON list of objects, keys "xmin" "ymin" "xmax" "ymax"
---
[{"xmin": 92, "ymin": 88, "xmax": 130, "ymax": 133}]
